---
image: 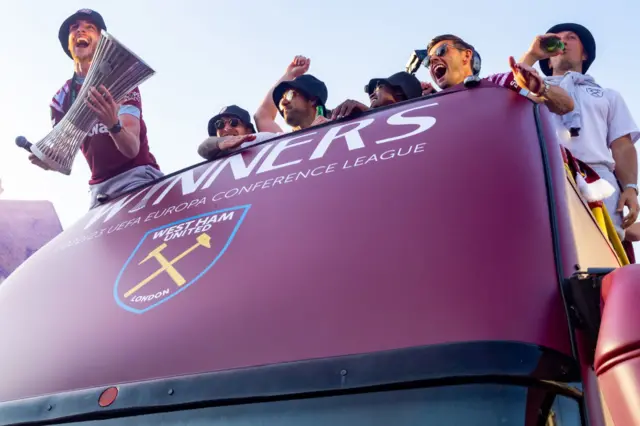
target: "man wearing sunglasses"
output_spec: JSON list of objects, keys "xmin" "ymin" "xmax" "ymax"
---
[
  {"xmin": 207, "ymin": 105, "xmax": 256, "ymax": 138},
  {"xmin": 425, "ymin": 34, "xmax": 574, "ymax": 116},
  {"xmin": 254, "ymin": 56, "xmax": 330, "ymax": 134},
  {"xmin": 197, "ymin": 105, "xmax": 274, "ymax": 161},
  {"xmin": 330, "ymin": 71, "xmax": 423, "ymax": 120}
]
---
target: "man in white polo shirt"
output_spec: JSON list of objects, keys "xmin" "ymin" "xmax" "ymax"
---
[{"xmin": 520, "ymin": 23, "xmax": 640, "ymax": 240}]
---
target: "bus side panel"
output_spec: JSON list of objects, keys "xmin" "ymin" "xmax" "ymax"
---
[{"xmin": 0, "ymin": 89, "xmax": 574, "ymax": 403}]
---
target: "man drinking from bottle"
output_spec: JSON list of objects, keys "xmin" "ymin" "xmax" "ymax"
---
[
  {"xmin": 519, "ymin": 23, "xmax": 640, "ymax": 241},
  {"xmin": 28, "ymin": 8, "xmax": 163, "ymax": 209}
]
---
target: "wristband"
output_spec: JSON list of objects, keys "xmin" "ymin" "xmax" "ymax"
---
[
  {"xmin": 624, "ymin": 183, "xmax": 639, "ymax": 195},
  {"xmin": 108, "ymin": 120, "xmax": 122, "ymax": 134},
  {"xmin": 534, "ymin": 81, "xmax": 550, "ymax": 99}
]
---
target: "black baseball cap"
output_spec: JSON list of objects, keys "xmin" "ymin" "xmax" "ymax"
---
[
  {"xmin": 539, "ymin": 23, "xmax": 596, "ymax": 76},
  {"xmin": 366, "ymin": 72, "xmax": 423, "ymax": 100},
  {"xmin": 59, "ymin": 9, "xmax": 107, "ymax": 59},
  {"xmin": 272, "ymin": 74, "xmax": 328, "ymax": 116},
  {"xmin": 208, "ymin": 105, "xmax": 256, "ymax": 136}
]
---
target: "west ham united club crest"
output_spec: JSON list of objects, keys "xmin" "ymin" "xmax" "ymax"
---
[
  {"xmin": 114, "ymin": 205, "xmax": 250, "ymax": 314},
  {"xmin": 586, "ymin": 87, "xmax": 604, "ymax": 98}
]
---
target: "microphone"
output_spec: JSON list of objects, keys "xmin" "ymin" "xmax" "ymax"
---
[
  {"xmin": 406, "ymin": 49, "xmax": 427, "ymax": 75},
  {"xmin": 15, "ymin": 136, "xmax": 33, "ymax": 153}
]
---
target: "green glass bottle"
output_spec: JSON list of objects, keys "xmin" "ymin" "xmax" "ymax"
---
[{"xmin": 541, "ymin": 36, "xmax": 565, "ymax": 53}]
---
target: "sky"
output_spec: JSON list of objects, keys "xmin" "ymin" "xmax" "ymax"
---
[{"xmin": 0, "ymin": 0, "xmax": 638, "ymax": 234}]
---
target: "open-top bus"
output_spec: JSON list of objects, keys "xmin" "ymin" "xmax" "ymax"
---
[{"xmin": 0, "ymin": 81, "xmax": 638, "ymax": 425}]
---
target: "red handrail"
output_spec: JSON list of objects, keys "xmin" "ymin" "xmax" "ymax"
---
[{"xmin": 594, "ymin": 264, "xmax": 640, "ymax": 425}]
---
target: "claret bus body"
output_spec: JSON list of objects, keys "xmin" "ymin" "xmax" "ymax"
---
[{"xmin": 0, "ymin": 82, "xmax": 639, "ymax": 425}]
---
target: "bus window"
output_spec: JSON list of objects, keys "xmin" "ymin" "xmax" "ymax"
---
[{"xmin": 66, "ymin": 383, "xmax": 581, "ymax": 425}]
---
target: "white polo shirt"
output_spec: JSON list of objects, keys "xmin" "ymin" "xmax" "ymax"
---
[{"xmin": 549, "ymin": 83, "xmax": 639, "ymax": 172}]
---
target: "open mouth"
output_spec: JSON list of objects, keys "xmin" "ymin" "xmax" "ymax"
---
[
  {"xmin": 431, "ymin": 63, "xmax": 447, "ymax": 80},
  {"xmin": 75, "ymin": 37, "xmax": 90, "ymax": 48}
]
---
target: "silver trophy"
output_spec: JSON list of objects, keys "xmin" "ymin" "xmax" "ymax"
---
[{"xmin": 22, "ymin": 30, "xmax": 155, "ymax": 175}]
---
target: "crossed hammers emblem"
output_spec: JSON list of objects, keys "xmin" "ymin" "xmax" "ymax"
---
[{"xmin": 124, "ymin": 233, "xmax": 212, "ymax": 299}]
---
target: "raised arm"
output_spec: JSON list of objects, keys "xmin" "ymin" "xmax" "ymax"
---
[
  {"xmin": 254, "ymin": 55, "xmax": 311, "ymax": 133},
  {"xmin": 531, "ymin": 84, "xmax": 575, "ymax": 116},
  {"xmin": 508, "ymin": 57, "xmax": 574, "ymax": 116},
  {"xmin": 518, "ymin": 34, "xmax": 564, "ymax": 67}
]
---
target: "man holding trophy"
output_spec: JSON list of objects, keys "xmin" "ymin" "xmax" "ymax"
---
[{"xmin": 28, "ymin": 9, "xmax": 162, "ymax": 209}]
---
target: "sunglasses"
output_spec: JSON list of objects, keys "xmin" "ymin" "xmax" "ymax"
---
[
  {"xmin": 214, "ymin": 117, "xmax": 240, "ymax": 129},
  {"xmin": 364, "ymin": 81, "xmax": 389, "ymax": 95},
  {"xmin": 279, "ymin": 89, "xmax": 299, "ymax": 111},
  {"xmin": 423, "ymin": 43, "xmax": 465, "ymax": 69}
]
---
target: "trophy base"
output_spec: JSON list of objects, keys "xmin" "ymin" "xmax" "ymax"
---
[{"xmin": 30, "ymin": 145, "xmax": 72, "ymax": 176}]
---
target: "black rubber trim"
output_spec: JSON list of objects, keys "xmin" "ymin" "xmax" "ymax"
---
[
  {"xmin": 567, "ymin": 272, "xmax": 606, "ymax": 357},
  {"xmin": 532, "ymin": 105, "xmax": 577, "ymax": 359},
  {"xmin": 0, "ymin": 340, "xmax": 580, "ymax": 425},
  {"xmin": 532, "ymin": 106, "xmax": 589, "ymax": 426}
]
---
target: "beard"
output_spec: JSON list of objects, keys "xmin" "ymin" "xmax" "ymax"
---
[
  {"xmin": 551, "ymin": 56, "xmax": 580, "ymax": 74},
  {"xmin": 72, "ymin": 44, "xmax": 96, "ymax": 61},
  {"xmin": 284, "ymin": 109, "xmax": 306, "ymax": 127}
]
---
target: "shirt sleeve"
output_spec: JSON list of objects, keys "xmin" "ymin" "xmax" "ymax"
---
[
  {"xmin": 50, "ymin": 107, "xmax": 64, "ymax": 128},
  {"xmin": 50, "ymin": 83, "xmax": 69, "ymax": 128},
  {"xmin": 118, "ymin": 88, "xmax": 142, "ymax": 119},
  {"xmin": 119, "ymin": 104, "xmax": 141, "ymax": 119},
  {"xmin": 484, "ymin": 72, "xmax": 525, "ymax": 94},
  {"xmin": 240, "ymin": 132, "xmax": 282, "ymax": 149},
  {"xmin": 605, "ymin": 89, "xmax": 640, "ymax": 146}
]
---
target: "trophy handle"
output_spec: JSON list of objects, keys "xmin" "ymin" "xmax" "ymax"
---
[{"xmin": 30, "ymin": 144, "xmax": 71, "ymax": 175}]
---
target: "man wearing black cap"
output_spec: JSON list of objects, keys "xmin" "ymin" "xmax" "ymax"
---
[
  {"xmin": 28, "ymin": 8, "xmax": 162, "ymax": 209},
  {"xmin": 330, "ymin": 71, "xmax": 423, "ymax": 120},
  {"xmin": 520, "ymin": 23, "xmax": 640, "ymax": 239},
  {"xmin": 198, "ymin": 105, "xmax": 271, "ymax": 160},
  {"xmin": 207, "ymin": 105, "xmax": 256, "ymax": 138},
  {"xmin": 254, "ymin": 56, "xmax": 330, "ymax": 133}
]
